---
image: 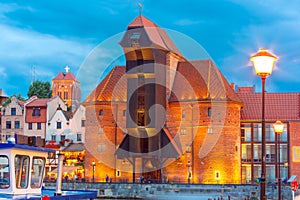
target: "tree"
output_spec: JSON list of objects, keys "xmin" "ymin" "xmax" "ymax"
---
[
  {"xmin": 2, "ymin": 93, "xmax": 26, "ymax": 107},
  {"xmin": 27, "ymin": 80, "xmax": 52, "ymax": 98}
]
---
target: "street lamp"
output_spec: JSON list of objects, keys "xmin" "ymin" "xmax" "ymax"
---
[
  {"xmin": 186, "ymin": 160, "xmax": 192, "ymax": 184},
  {"xmin": 250, "ymin": 48, "xmax": 278, "ymax": 200},
  {"xmin": 92, "ymin": 160, "xmax": 96, "ymax": 183},
  {"xmin": 273, "ymin": 120, "xmax": 284, "ymax": 200}
]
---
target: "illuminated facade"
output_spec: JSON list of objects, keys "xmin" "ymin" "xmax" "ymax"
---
[
  {"xmin": 83, "ymin": 15, "xmax": 242, "ymax": 184},
  {"xmin": 52, "ymin": 67, "xmax": 81, "ymax": 111},
  {"xmin": 237, "ymin": 86, "xmax": 300, "ymax": 184}
]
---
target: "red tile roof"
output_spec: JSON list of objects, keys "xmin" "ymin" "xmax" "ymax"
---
[
  {"xmin": 26, "ymin": 98, "xmax": 51, "ymax": 107},
  {"xmin": 128, "ymin": 15, "xmax": 158, "ymax": 28},
  {"xmin": 84, "ymin": 66, "xmax": 126, "ymax": 103},
  {"xmin": 85, "ymin": 60, "xmax": 241, "ymax": 104},
  {"xmin": 170, "ymin": 60, "xmax": 241, "ymax": 102},
  {"xmin": 52, "ymin": 72, "xmax": 77, "ymax": 81},
  {"xmin": 124, "ymin": 15, "xmax": 181, "ymax": 56},
  {"xmin": 237, "ymin": 86, "xmax": 300, "ymax": 121}
]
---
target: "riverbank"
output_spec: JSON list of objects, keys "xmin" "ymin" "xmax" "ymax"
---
[{"xmin": 44, "ymin": 182, "xmax": 296, "ymax": 199}]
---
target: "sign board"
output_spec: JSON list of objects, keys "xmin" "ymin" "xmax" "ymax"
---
[
  {"xmin": 288, "ymin": 175, "xmax": 297, "ymax": 183},
  {"xmin": 291, "ymin": 180, "xmax": 299, "ymax": 191}
]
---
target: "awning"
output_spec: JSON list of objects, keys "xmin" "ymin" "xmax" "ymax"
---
[
  {"xmin": 61, "ymin": 143, "xmax": 85, "ymax": 152},
  {"xmin": 50, "ymin": 166, "xmax": 79, "ymax": 174}
]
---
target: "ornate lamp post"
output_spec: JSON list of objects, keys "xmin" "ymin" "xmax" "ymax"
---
[
  {"xmin": 92, "ymin": 160, "xmax": 96, "ymax": 183},
  {"xmin": 186, "ymin": 160, "xmax": 192, "ymax": 184},
  {"xmin": 250, "ymin": 48, "xmax": 278, "ymax": 200},
  {"xmin": 273, "ymin": 120, "xmax": 284, "ymax": 200}
]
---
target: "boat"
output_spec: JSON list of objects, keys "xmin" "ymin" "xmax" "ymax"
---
[{"xmin": 0, "ymin": 140, "xmax": 97, "ymax": 199}]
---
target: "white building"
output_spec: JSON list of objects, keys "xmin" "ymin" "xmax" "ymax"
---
[
  {"xmin": 24, "ymin": 96, "xmax": 66, "ymax": 139},
  {"xmin": 46, "ymin": 105, "xmax": 86, "ymax": 144}
]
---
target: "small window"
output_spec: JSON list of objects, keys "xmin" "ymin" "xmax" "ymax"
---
[
  {"xmin": 180, "ymin": 129, "xmax": 186, "ymax": 135},
  {"xmin": 51, "ymin": 135, "xmax": 56, "ymax": 141},
  {"xmin": 182, "ymin": 111, "xmax": 186, "ymax": 119},
  {"xmin": 31, "ymin": 157, "xmax": 45, "ymax": 188},
  {"xmin": 81, "ymin": 120, "xmax": 86, "ymax": 127},
  {"xmin": 130, "ymin": 32, "xmax": 140, "ymax": 47},
  {"xmin": 97, "ymin": 144, "xmax": 106, "ymax": 152},
  {"xmin": 116, "ymin": 170, "xmax": 121, "ymax": 177},
  {"xmin": 64, "ymin": 91, "xmax": 68, "ymax": 100},
  {"xmin": 28, "ymin": 123, "xmax": 32, "ymax": 130},
  {"xmin": 60, "ymin": 135, "xmax": 66, "ymax": 141},
  {"xmin": 15, "ymin": 155, "xmax": 30, "ymax": 189},
  {"xmin": 6, "ymin": 121, "xmax": 11, "ymax": 129},
  {"xmin": 208, "ymin": 107, "xmax": 212, "ymax": 117},
  {"xmin": 37, "ymin": 122, "xmax": 42, "ymax": 130},
  {"xmin": 99, "ymin": 110, "xmax": 104, "ymax": 116},
  {"xmin": 32, "ymin": 108, "xmax": 40, "ymax": 116},
  {"xmin": 123, "ymin": 110, "xmax": 126, "ymax": 116},
  {"xmin": 98, "ymin": 127, "xmax": 104, "ymax": 134},
  {"xmin": 77, "ymin": 133, "xmax": 82, "ymax": 142},
  {"xmin": 11, "ymin": 108, "xmax": 16, "ymax": 116},
  {"xmin": 15, "ymin": 121, "xmax": 20, "ymax": 129},
  {"xmin": 57, "ymin": 122, "xmax": 62, "ymax": 129},
  {"xmin": 208, "ymin": 127, "xmax": 213, "ymax": 134},
  {"xmin": 0, "ymin": 156, "xmax": 10, "ymax": 189}
]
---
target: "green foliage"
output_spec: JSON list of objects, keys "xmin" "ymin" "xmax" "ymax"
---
[
  {"xmin": 27, "ymin": 80, "xmax": 52, "ymax": 98},
  {"xmin": 2, "ymin": 93, "xmax": 26, "ymax": 107}
]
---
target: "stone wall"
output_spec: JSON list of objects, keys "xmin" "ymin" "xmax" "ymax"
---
[{"xmin": 44, "ymin": 182, "xmax": 295, "ymax": 199}]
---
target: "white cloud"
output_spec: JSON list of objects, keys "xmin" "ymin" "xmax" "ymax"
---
[
  {"xmin": 174, "ymin": 19, "xmax": 202, "ymax": 26},
  {"xmin": 0, "ymin": 66, "xmax": 7, "ymax": 78}
]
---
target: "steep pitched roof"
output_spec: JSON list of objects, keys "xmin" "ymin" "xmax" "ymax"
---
[
  {"xmin": 237, "ymin": 86, "xmax": 300, "ymax": 121},
  {"xmin": 0, "ymin": 89, "xmax": 8, "ymax": 97},
  {"xmin": 170, "ymin": 60, "xmax": 241, "ymax": 102},
  {"xmin": 125, "ymin": 15, "xmax": 181, "ymax": 56},
  {"xmin": 16, "ymin": 99, "xmax": 25, "ymax": 107},
  {"xmin": 26, "ymin": 98, "xmax": 52, "ymax": 107},
  {"xmin": 52, "ymin": 72, "xmax": 77, "ymax": 81},
  {"xmin": 128, "ymin": 15, "xmax": 158, "ymax": 28},
  {"xmin": 84, "ymin": 66, "xmax": 126, "ymax": 103},
  {"xmin": 85, "ymin": 60, "xmax": 241, "ymax": 104}
]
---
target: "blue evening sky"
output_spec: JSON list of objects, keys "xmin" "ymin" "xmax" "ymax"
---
[{"xmin": 1, "ymin": 0, "xmax": 300, "ymax": 100}]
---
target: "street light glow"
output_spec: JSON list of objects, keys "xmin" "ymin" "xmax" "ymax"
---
[
  {"xmin": 273, "ymin": 120, "xmax": 284, "ymax": 134},
  {"xmin": 250, "ymin": 48, "xmax": 278, "ymax": 77}
]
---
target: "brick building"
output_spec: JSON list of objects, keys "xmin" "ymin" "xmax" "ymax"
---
[
  {"xmin": 83, "ymin": 15, "xmax": 242, "ymax": 183},
  {"xmin": 237, "ymin": 86, "xmax": 300, "ymax": 184},
  {"xmin": 52, "ymin": 67, "xmax": 81, "ymax": 111}
]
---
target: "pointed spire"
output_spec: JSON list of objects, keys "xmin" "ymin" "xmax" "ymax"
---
[
  {"xmin": 128, "ymin": 15, "xmax": 157, "ymax": 28},
  {"xmin": 138, "ymin": 2, "xmax": 143, "ymax": 15}
]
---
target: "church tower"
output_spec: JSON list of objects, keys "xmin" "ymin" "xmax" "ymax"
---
[{"xmin": 52, "ymin": 66, "xmax": 81, "ymax": 111}]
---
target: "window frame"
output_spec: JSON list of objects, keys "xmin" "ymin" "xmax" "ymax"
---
[{"xmin": 11, "ymin": 108, "xmax": 16, "ymax": 116}]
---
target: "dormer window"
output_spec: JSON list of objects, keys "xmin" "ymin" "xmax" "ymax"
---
[
  {"xmin": 130, "ymin": 32, "xmax": 140, "ymax": 47},
  {"xmin": 32, "ymin": 108, "xmax": 40, "ymax": 116}
]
